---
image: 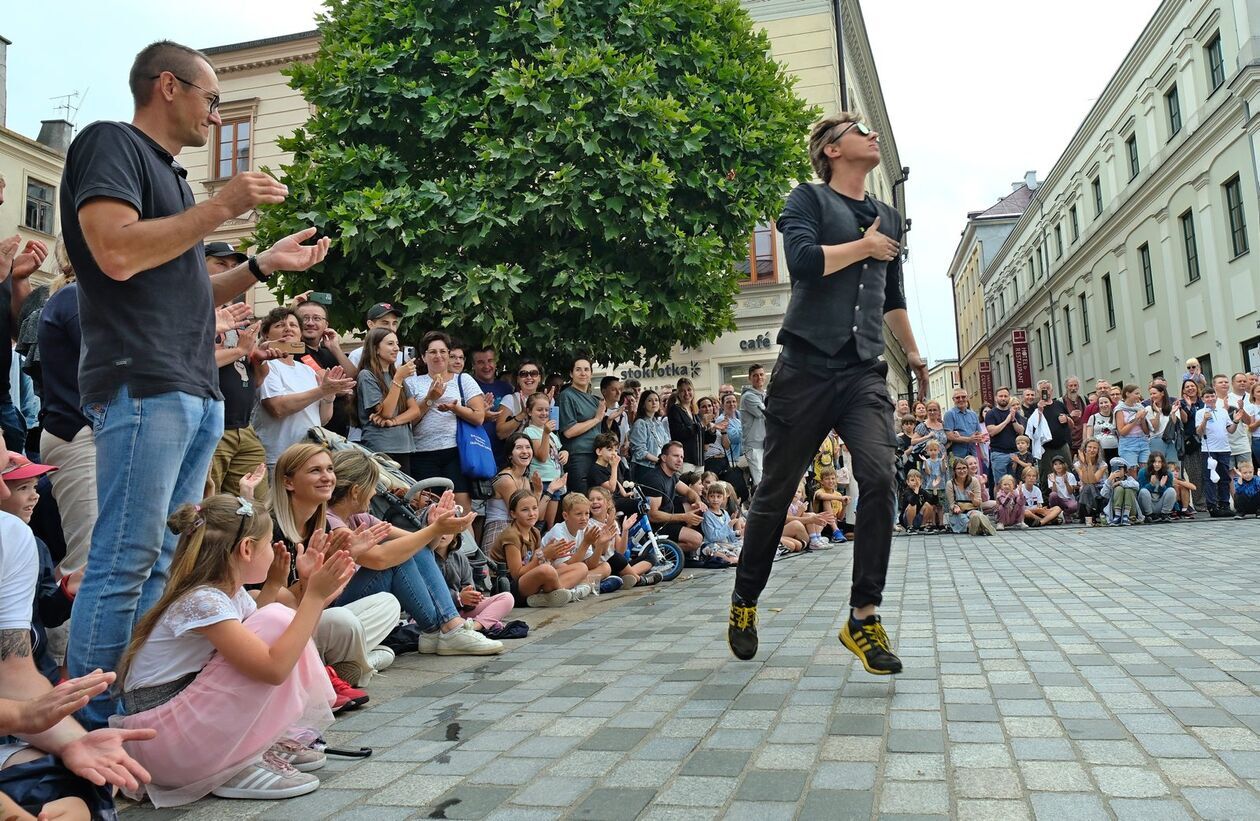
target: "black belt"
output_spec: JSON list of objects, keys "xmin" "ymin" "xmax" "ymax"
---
[{"xmin": 779, "ymin": 344, "xmax": 878, "ymax": 371}]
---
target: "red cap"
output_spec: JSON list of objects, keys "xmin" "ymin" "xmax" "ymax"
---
[{"xmin": 2, "ymin": 455, "xmax": 58, "ymax": 482}]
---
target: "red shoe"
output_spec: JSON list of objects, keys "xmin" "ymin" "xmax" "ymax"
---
[{"xmin": 326, "ymin": 665, "xmax": 369, "ymax": 712}]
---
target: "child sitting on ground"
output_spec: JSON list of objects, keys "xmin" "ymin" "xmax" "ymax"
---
[
  {"xmin": 113, "ymin": 494, "xmax": 353, "ymax": 806},
  {"xmin": 811, "ymin": 467, "xmax": 849, "ymax": 544},
  {"xmin": 779, "ymin": 483, "xmax": 814, "ymax": 555},
  {"xmin": 1010, "ymin": 435, "xmax": 1036, "ymax": 481},
  {"xmin": 899, "ymin": 469, "xmax": 934, "ymax": 533},
  {"xmin": 587, "ymin": 486, "xmax": 661, "ymax": 586},
  {"xmin": 433, "ymin": 531, "xmax": 517, "ymax": 637},
  {"xmin": 698, "ymin": 483, "xmax": 741, "ymax": 566},
  {"xmin": 541, "ymin": 493, "xmax": 618, "ymax": 594},
  {"xmin": 492, "ymin": 491, "xmax": 574, "ymax": 608},
  {"xmin": 1169, "ymin": 462, "xmax": 1197, "ymax": 518},
  {"xmin": 1102, "ymin": 457, "xmax": 1140, "ymax": 525},
  {"xmin": 1020, "ymin": 466, "xmax": 1064, "ymax": 526},
  {"xmin": 994, "ymin": 474, "xmax": 1026, "ymax": 529},
  {"xmin": 1232, "ymin": 462, "xmax": 1260, "ymax": 519},
  {"xmin": 1047, "ymin": 456, "xmax": 1080, "ymax": 522}
]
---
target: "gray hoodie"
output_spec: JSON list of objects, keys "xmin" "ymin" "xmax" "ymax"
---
[{"xmin": 739, "ymin": 385, "xmax": 767, "ymax": 449}]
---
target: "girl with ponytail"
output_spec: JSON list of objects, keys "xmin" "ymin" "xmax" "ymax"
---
[{"xmin": 111, "ymin": 494, "xmax": 355, "ymax": 807}]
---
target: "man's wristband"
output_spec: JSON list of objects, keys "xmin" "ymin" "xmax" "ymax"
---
[{"xmin": 247, "ymin": 255, "xmax": 270, "ymax": 282}]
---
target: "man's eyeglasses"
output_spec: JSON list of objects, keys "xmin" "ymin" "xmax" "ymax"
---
[
  {"xmin": 151, "ymin": 72, "xmax": 220, "ymax": 114},
  {"xmin": 828, "ymin": 121, "xmax": 874, "ymax": 144},
  {"xmin": 517, "ymin": 369, "xmax": 541, "ymax": 378}
]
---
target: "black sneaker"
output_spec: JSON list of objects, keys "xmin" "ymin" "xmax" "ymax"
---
[
  {"xmin": 839, "ymin": 614, "xmax": 903, "ymax": 675},
  {"xmin": 728, "ymin": 598, "xmax": 758, "ymax": 660}
]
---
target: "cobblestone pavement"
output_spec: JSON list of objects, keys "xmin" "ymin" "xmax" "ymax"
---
[{"xmin": 124, "ymin": 520, "xmax": 1260, "ymax": 820}]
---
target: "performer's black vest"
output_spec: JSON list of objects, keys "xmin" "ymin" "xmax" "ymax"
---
[{"xmin": 778, "ymin": 183, "xmax": 904, "ymax": 361}]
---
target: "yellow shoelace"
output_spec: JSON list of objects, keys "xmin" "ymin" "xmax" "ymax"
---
[{"xmin": 730, "ymin": 605, "xmax": 757, "ymax": 630}]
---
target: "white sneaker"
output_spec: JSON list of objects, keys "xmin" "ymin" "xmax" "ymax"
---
[
  {"xmin": 212, "ymin": 751, "xmax": 319, "ymax": 800},
  {"xmin": 418, "ymin": 631, "xmax": 440, "ymax": 654},
  {"xmin": 570, "ymin": 583, "xmax": 593, "ymax": 601},
  {"xmin": 367, "ymin": 646, "xmax": 395, "ymax": 673},
  {"xmin": 436, "ymin": 620, "xmax": 504, "ymax": 655},
  {"xmin": 526, "ymin": 589, "xmax": 572, "ymax": 608}
]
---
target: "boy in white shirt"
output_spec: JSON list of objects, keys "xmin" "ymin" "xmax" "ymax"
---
[
  {"xmin": 1196, "ymin": 389, "xmax": 1237, "ymax": 515},
  {"xmin": 1019, "ymin": 466, "xmax": 1063, "ymax": 527}
]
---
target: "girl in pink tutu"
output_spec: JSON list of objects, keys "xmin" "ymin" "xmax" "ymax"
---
[{"xmin": 112, "ymin": 494, "xmax": 355, "ymax": 807}]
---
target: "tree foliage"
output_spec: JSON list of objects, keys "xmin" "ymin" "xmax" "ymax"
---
[{"xmin": 255, "ymin": 0, "xmax": 817, "ymax": 369}]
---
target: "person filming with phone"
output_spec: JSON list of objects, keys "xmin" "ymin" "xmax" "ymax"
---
[
  {"xmin": 1025, "ymin": 379, "xmax": 1074, "ymax": 492},
  {"xmin": 254, "ymin": 306, "xmax": 354, "ymax": 468}
]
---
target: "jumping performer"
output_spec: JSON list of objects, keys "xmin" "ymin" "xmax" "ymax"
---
[{"xmin": 727, "ymin": 113, "xmax": 930, "ymax": 673}]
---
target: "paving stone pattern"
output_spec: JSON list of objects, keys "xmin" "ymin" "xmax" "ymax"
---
[{"xmin": 122, "ymin": 520, "xmax": 1260, "ymax": 819}]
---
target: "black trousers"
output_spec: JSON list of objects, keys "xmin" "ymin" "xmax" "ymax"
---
[{"xmin": 733, "ymin": 353, "xmax": 897, "ymax": 609}]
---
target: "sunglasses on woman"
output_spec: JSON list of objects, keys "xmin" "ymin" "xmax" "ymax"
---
[{"xmin": 517, "ymin": 369, "xmax": 540, "ymax": 378}]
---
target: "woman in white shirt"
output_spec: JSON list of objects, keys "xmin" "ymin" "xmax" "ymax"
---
[
  {"xmin": 1083, "ymin": 393, "xmax": 1119, "ymax": 463},
  {"xmin": 381, "ymin": 331, "xmax": 486, "ymax": 513},
  {"xmin": 255, "ymin": 308, "xmax": 354, "ymax": 468}
]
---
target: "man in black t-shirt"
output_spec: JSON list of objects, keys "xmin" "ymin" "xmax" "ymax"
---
[
  {"xmin": 1032, "ymin": 379, "xmax": 1074, "ymax": 490},
  {"xmin": 984, "ymin": 386, "xmax": 1025, "ymax": 486},
  {"xmin": 61, "ymin": 41, "xmax": 331, "ymax": 728},
  {"xmin": 637, "ymin": 441, "xmax": 703, "ymax": 553}
]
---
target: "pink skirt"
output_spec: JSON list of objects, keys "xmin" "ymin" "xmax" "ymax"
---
[{"xmin": 112, "ymin": 603, "xmax": 336, "ymax": 807}]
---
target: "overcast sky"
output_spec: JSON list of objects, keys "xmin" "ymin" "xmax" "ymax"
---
[{"xmin": 4, "ymin": 0, "xmax": 1158, "ymax": 364}]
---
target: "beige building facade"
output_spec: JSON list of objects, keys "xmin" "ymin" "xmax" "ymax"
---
[
  {"xmin": 927, "ymin": 359, "xmax": 960, "ymax": 406},
  {"xmin": 190, "ymin": 1, "xmax": 913, "ymax": 395},
  {"xmin": 946, "ymin": 180, "xmax": 1033, "ymax": 406},
  {"xmin": 981, "ymin": 0, "xmax": 1260, "ymax": 394}
]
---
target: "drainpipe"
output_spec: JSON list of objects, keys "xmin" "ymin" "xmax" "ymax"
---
[{"xmin": 833, "ymin": 0, "xmax": 848, "ymax": 111}]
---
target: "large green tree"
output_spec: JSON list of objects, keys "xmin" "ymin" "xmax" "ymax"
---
[{"xmin": 256, "ymin": 0, "xmax": 817, "ymax": 369}]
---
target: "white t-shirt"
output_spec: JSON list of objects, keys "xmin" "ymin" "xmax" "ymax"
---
[
  {"xmin": 1196, "ymin": 406, "xmax": 1232, "ymax": 452},
  {"xmin": 1247, "ymin": 400, "xmax": 1260, "ymax": 440},
  {"xmin": 1088, "ymin": 413, "xmax": 1118, "ymax": 449},
  {"xmin": 404, "ymin": 372, "xmax": 481, "ymax": 453},
  {"xmin": 125, "ymin": 586, "xmax": 257, "ymax": 691},
  {"xmin": 256, "ymin": 358, "xmax": 323, "ymax": 466},
  {"xmin": 541, "ymin": 521, "xmax": 592, "ymax": 567},
  {"xmin": 1049, "ymin": 472, "xmax": 1078, "ymax": 498},
  {"xmin": 1020, "ymin": 484, "xmax": 1045, "ymax": 508},
  {"xmin": 0, "ymin": 512, "xmax": 37, "ymax": 631}
]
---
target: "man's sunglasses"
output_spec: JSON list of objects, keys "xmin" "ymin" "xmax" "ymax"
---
[
  {"xmin": 829, "ymin": 121, "xmax": 874, "ymax": 144},
  {"xmin": 151, "ymin": 72, "xmax": 220, "ymax": 114}
]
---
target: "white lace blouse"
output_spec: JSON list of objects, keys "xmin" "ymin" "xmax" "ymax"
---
[{"xmin": 124, "ymin": 586, "xmax": 256, "ymax": 691}]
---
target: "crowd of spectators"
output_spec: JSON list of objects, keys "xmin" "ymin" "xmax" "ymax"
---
[{"xmin": 892, "ymin": 370, "xmax": 1260, "ymax": 532}]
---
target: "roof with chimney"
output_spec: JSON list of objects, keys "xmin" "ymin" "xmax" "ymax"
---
[{"xmin": 968, "ymin": 183, "xmax": 1034, "ymax": 221}]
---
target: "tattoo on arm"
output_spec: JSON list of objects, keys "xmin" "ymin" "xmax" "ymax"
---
[{"xmin": 0, "ymin": 629, "xmax": 32, "ymax": 660}]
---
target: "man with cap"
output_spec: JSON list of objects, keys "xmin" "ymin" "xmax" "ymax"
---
[
  {"xmin": 205, "ymin": 241, "xmax": 280, "ymax": 501},
  {"xmin": 348, "ymin": 302, "xmax": 405, "ymax": 368}
]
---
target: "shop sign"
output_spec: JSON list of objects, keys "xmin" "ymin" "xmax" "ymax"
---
[
  {"xmin": 739, "ymin": 332, "xmax": 774, "ymax": 352},
  {"xmin": 620, "ymin": 361, "xmax": 702, "ymax": 381},
  {"xmin": 1012, "ymin": 330, "xmax": 1031, "ymax": 389},
  {"xmin": 978, "ymin": 359, "xmax": 994, "ymax": 405}
]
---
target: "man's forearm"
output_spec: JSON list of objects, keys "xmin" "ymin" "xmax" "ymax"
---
[
  {"xmin": 82, "ymin": 198, "xmax": 231, "ymax": 281},
  {"xmin": 820, "ymin": 239, "xmax": 875, "ymax": 277},
  {"xmin": 210, "ymin": 264, "xmax": 261, "ymax": 305},
  {"xmin": 0, "ymin": 656, "xmax": 82, "ymax": 755}
]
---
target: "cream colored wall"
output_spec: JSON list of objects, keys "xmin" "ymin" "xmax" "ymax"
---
[{"xmin": 0, "ymin": 128, "xmax": 64, "ymax": 284}]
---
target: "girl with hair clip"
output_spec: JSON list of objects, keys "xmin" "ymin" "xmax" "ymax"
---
[
  {"xmin": 325, "ymin": 449, "xmax": 504, "ymax": 656},
  {"xmin": 112, "ymin": 494, "xmax": 355, "ymax": 806}
]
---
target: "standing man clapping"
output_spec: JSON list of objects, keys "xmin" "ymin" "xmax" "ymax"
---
[{"xmin": 61, "ymin": 40, "xmax": 331, "ymax": 727}]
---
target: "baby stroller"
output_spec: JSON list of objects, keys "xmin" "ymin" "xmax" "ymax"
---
[{"xmin": 305, "ymin": 428, "xmax": 502, "ymax": 594}]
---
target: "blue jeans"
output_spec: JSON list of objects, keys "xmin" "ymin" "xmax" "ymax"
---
[
  {"xmin": 0, "ymin": 400, "xmax": 26, "ymax": 453},
  {"xmin": 337, "ymin": 549, "xmax": 458, "ymax": 631},
  {"xmin": 1203, "ymin": 450, "xmax": 1232, "ymax": 509},
  {"xmin": 66, "ymin": 386, "xmax": 224, "ymax": 728},
  {"xmin": 989, "ymin": 451, "xmax": 1014, "ymax": 485},
  {"xmin": 1118, "ymin": 438, "xmax": 1149, "ymax": 470}
]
